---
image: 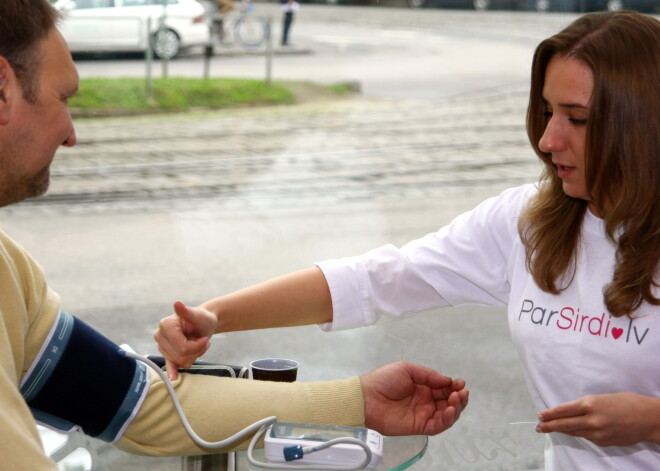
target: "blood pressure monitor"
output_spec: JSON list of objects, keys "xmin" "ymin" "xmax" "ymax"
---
[
  {"xmin": 121, "ymin": 350, "xmax": 384, "ymax": 470},
  {"xmin": 264, "ymin": 422, "xmax": 384, "ymax": 468}
]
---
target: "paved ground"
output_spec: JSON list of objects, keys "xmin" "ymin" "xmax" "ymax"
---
[{"xmin": 24, "ymin": 87, "xmax": 538, "ymax": 211}]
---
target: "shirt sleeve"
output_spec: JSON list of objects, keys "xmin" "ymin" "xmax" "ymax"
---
[
  {"xmin": 117, "ymin": 371, "xmax": 364, "ymax": 456},
  {"xmin": 317, "ymin": 184, "xmax": 535, "ymax": 331},
  {"xmin": 0, "ymin": 230, "xmax": 61, "ymax": 470}
]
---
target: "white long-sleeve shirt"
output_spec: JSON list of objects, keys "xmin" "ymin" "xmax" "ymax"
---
[{"xmin": 318, "ymin": 183, "xmax": 660, "ymax": 470}]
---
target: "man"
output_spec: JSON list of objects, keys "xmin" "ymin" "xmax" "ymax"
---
[
  {"xmin": 215, "ymin": 0, "xmax": 234, "ymax": 14},
  {"xmin": 0, "ymin": 1, "xmax": 469, "ymax": 469},
  {"xmin": 280, "ymin": 0, "xmax": 299, "ymax": 46},
  {"xmin": 211, "ymin": 0, "xmax": 234, "ymax": 43}
]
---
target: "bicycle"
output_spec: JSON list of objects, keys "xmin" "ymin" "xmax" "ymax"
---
[{"xmin": 210, "ymin": 0, "xmax": 268, "ymax": 49}]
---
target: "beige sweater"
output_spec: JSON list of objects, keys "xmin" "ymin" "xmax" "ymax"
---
[{"xmin": 0, "ymin": 229, "xmax": 364, "ymax": 469}]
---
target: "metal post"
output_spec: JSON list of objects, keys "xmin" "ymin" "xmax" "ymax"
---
[
  {"xmin": 182, "ymin": 453, "xmax": 232, "ymax": 471},
  {"xmin": 145, "ymin": 17, "xmax": 153, "ymax": 99},
  {"xmin": 161, "ymin": 0, "xmax": 169, "ymax": 78},
  {"xmin": 265, "ymin": 17, "xmax": 272, "ymax": 86},
  {"xmin": 203, "ymin": 43, "xmax": 214, "ymax": 80}
]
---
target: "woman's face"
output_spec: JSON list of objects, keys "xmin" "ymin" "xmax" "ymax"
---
[{"xmin": 538, "ymin": 54, "xmax": 598, "ymax": 214}]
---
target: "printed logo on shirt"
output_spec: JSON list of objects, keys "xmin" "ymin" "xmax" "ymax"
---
[{"xmin": 517, "ymin": 299, "xmax": 650, "ymax": 345}]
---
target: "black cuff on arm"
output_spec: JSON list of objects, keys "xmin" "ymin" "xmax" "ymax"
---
[{"xmin": 20, "ymin": 312, "xmax": 149, "ymax": 442}]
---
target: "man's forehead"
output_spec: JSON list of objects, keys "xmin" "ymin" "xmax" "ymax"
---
[{"xmin": 39, "ymin": 28, "xmax": 79, "ymax": 87}]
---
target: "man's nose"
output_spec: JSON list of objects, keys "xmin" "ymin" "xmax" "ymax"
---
[{"xmin": 62, "ymin": 128, "xmax": 77, "ymax": 147}]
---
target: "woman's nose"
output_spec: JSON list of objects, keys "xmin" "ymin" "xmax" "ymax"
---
[{"xmin": 538, "ymin": 118, "xmax": 565, "ymax": 154}]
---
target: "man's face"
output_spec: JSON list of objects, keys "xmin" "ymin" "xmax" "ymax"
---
[{"xmin": 0, "ymin": 28, "xmax": 79, "ymax": 207}]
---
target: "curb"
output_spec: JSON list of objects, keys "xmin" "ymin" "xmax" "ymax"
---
[{"xmin": 208, "ymin": 44, "xmax": 314, "ymax": 57}]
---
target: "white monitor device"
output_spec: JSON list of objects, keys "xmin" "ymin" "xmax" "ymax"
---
[{"xmin": 264, "ymin": 422, "xmax": 384, "ymax": 468}]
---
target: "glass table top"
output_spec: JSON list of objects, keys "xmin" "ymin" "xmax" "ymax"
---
[{"xmin": 43, "ymin": 428, "xmax": 428, "ymax": 471}]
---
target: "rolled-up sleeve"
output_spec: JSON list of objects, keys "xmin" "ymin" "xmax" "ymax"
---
[
  {"xmin": 316, "ymin": 184, "xmax": 534, "ymax": 332},
  {"xmin": 317, "ymin": 244, "xmax": 451, "ymax": 331}
]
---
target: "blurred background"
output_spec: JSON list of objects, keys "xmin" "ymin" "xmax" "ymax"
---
[{"xmin": 9, "ymin": 1, "xmax": 659, "ymax": 470}]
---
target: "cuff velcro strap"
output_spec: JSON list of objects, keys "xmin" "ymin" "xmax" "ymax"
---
[{"xmin": 20, "ymin": 311, "xmax": 149, "ymax": 442}]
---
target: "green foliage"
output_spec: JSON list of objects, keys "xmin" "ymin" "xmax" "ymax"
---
[{"xmin": 69, "ymin": 77, "xmax": 296, "ymax": 113}]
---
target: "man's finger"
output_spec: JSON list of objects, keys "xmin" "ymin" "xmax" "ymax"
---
[{"xmin": 402, "ymin": 362, "xmax": 453, "ymax": 389}]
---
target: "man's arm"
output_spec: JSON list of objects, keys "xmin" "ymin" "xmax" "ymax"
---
[
  {"xmin": 117, "ymin": 361, "xmax": 468, "ymax": 456},
  {"xmin": 19, "ymin": 311, "xmax": 468, "ymax": 458},
  {"xmin": 0, "ymin": 389, "xmax": 58, "ymax": 470}
]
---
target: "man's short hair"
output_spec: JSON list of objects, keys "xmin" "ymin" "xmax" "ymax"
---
[{"xmin": 0, "ymin": 0, "xmax": 61, "ymax": 103}]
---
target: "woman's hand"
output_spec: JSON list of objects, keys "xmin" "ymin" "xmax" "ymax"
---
[
  {"xmin": 154, "ymin": 301, "xmax": 218, "ymax": 380},
  {"xmin": 360, "ymin": 361, "xmax": 469, "ymax": 436},
  {"xmin": 537, "ymin": 393, "xmax": 660, "ymax": 447}
]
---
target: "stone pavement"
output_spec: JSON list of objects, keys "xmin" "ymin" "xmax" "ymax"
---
[{"xmin": 15, "ymin": 84, "xmax": 540, "ymax": 214}]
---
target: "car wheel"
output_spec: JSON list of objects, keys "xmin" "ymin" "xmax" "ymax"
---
[
  {"xmin": 152, "ymin": 28, "xmax": 181, "ymax": 59},
  {"xmin": 473, "ymin": 0, "xmax": 492, "ymax": 9},
  {"xmin": 606, "ymin": 0, "xmax": 624, "ymax": 9},
  {"xmin": 407, "ymin": 0, "xmax": 427, "ymax": 7},
  {"xmin": 535, "ymin": 0, "xmax": 551, "ymax": 11}
]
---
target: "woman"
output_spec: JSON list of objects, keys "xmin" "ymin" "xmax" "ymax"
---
[{"xmin": 155, "ymin": 11, "xmax": 660, "ymax": 470}]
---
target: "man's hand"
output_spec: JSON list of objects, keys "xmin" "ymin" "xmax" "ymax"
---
[
  {"xmin": 154, "ymin": 301, "xmax": 217, "ymax": 380},
  {"xmin": 536, "ymin": 393, "xmax": 660, "ymax": 447},
  {"xmin": 360, "ymin": 361, "xmax": 468, "ymax": 436}
]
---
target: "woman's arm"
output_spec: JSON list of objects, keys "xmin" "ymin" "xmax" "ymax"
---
[
  {"xmin": 155, "ymin": 267, "xmax": 332, "ymax": 380},
  {"xmin": 208, "ymin": 267, "xmax": 333, "ymax": 333}
]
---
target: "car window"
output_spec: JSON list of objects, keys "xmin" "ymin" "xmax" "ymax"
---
[{"xmin": 75, "ymin": 0, "xmax": 114, "ymax": 8}]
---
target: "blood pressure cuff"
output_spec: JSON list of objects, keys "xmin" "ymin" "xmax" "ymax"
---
[{"xmin": 20, "ymin": 311, "xmax": 149, "ymax": 443}]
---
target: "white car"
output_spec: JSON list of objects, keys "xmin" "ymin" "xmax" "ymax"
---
[{"xmin": 53, "ymin": 0, "xmax": 211, "ymax": 59}]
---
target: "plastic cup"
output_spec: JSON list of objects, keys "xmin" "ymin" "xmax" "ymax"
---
[{"xmin": 250, "ymin": 358, "xmax": 299, "ymax": 382}]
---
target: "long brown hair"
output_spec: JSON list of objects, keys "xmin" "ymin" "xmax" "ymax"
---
[{"xmin": 520, "ymin": 11, "xmax": 660, "ymax": 317}]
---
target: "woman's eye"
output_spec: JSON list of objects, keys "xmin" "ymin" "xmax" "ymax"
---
[{"xmin": 570, "ymin": 118, "xmax": 587, "ymax": 125}]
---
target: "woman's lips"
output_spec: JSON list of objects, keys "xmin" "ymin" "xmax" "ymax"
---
[{"xmin": 556, "ymin": 164, "xmax": 575, "ymax": 179}]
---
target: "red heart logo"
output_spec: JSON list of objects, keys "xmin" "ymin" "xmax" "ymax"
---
[{"xmin": 611, "ymin": 328, "xmax": 624, "ymax": 339}]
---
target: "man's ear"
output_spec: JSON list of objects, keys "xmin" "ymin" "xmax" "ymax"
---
[{"xmin": 0, "ymin": 57, "xmax": 16, "ymax": 126}]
